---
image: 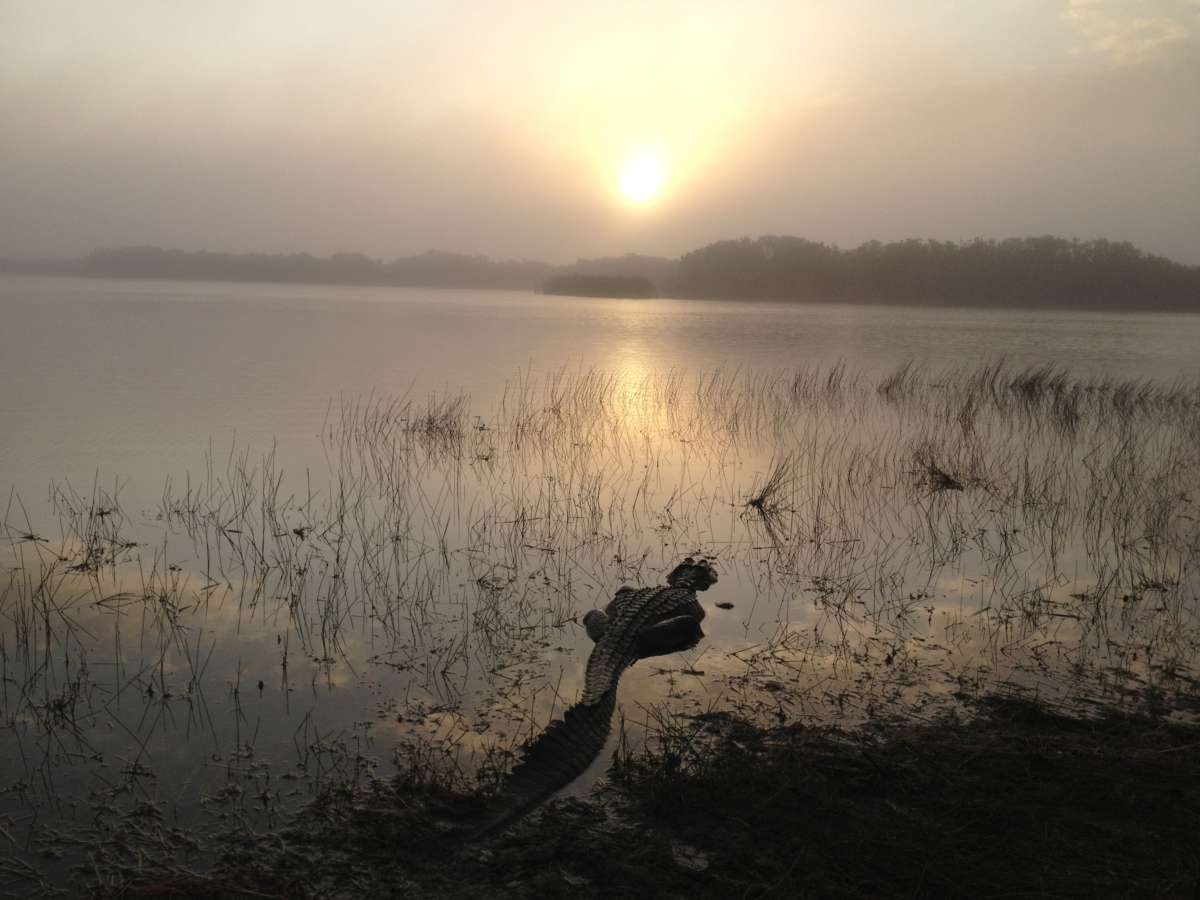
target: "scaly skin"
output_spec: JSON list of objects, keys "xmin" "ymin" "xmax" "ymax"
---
[
  {"xmin": 470, "ymin": 686, "xmax": 618, "ymax": 841},
  {"xmin": 581, "ymin": 584, "xmax": 706, "ymax": 705},
  {"xmin": 471, "ymin": 558, "xmax": 717, "ymax": 841}
]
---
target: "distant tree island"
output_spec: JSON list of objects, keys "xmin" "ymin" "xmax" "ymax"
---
[
  {"xmin": 542, "ymin": 273, "xmax": 654, "ymax": 298},
  {"xmin": 2, "ymin": 236, "xmax": 1197, "ymax": 312},
  {"xmin": 675, "ymin": 236, "xmax": 1200, "ymax": 311},
  {"xmin": 67, "ymin": 246, "xmax": 556, "ymax": 291}
]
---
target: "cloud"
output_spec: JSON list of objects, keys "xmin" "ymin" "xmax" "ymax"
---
[
  {"xmin": 1063, "ymin": 0, "xmax": 1199, "ymax": 64},
  {"xmin": 1, "ymin": 4, "xmax": 1197, "ymax": 263}
]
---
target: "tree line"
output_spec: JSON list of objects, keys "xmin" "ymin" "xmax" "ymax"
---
[
  {"xmin": 3, "ymin": 236, "xmax": 1196, "ymax": 311},
  {"xmin": 71, "ymin": 246, "xmax": 554, "ymax": 290},
  {"xmin": 670, "ymin": 236, "xmax": 1199, "ymax": 310}
]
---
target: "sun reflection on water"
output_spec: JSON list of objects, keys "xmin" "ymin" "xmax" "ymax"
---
[{"xmin": 2, "ymin": 362, "xmax": 1199, "ymax": 888}]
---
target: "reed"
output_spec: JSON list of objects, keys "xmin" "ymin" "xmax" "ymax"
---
[{"xmin": 1, "ymin": 360, "xmax": 1198, "ymax": 891}]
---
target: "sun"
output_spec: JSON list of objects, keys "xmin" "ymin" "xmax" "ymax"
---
[{"xmin": 619, "ymin": 154, "xmax": 665, "ymax": 204}]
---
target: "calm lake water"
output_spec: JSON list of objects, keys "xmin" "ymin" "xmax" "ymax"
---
[
  {"xmin": 1, "ymin": 274, "xmax": 1199, "ymax": 885},
  {"xmin": 3, "ymin": 275, "xmax": 1198, "ymax": 494}
]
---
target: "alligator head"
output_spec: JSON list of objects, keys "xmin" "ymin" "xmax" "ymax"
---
[{"xmin": 666, "ymin": 556, "xmax": 718, "ymax": 592}]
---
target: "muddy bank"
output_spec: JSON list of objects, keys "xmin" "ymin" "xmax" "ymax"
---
[{"xmin": 41, "ymin": 692, "xmax": 1197, "ymax": 899}]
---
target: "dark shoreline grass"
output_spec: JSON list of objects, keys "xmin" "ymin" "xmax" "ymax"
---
[
  {"xmin": 65, "ymin": 693, "xmax": 1199, "ymax": 899},
  {"xmin": 5, "ymin": 362, "xmax": 1199, "ymax": 898}
]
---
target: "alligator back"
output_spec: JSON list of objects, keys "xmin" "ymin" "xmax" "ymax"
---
[
  {"xmin": 469, "ymin": 560, "xmax": 716, "ymax": 841},
  {"xmin": 581, "ymin": 585, "xmax": 703, "ymax": 706}
]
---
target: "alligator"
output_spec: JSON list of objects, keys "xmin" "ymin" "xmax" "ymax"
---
[{"xmin": 470, "ymin": 557, "xmax": 718, "ymax": 840}]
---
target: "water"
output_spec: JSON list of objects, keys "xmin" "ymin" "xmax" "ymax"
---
[
  {"xmin": 1, "ymin": 274, "xmax": 1199, "ymax": 886},
  {"xmin": 3, "ymin": 275, "xmax": 1198, "ymax": 494}
]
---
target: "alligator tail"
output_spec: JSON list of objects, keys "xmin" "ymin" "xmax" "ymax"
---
[{"xmin": 469, "ymin": 686, "xmax": 618, "ymax": 842}]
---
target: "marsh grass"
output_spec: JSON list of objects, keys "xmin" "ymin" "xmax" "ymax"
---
[
  {"xmin": 601, "ymin": 692, "xmax": 1200, "ymax": 899},
  {"xmin": 57, "ymin": 691, "xmax": 1200, "ymax": 899},
  {"xmin": 746, "ymin": 454, "xmax": 794, "ymax": 513},
  {"xmin": 1, "ymin": 361, "xmax": 1199, "ymax": 892}
]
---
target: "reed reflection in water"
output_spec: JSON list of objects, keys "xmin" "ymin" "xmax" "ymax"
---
[{"xmin": 1, "ymin": 362, "xmax": 1198, "ymax": 879}]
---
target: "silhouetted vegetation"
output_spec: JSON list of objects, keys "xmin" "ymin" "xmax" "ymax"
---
[
  {"xmin": 19, "ymin": 246, "xmax": 676, "ymax": 294},
  {"xmin": 558, "ymin": 252, "xmax": 678, "ymax": 287},
  {"xmin": 4, "ymin": 235, "xmax": 1198, "ymax": 311},
  {"xmin": 68, "ymin": 694, "xmax": 1200, "ymax": 898},
  {"xmin": 5, "ymin": 361, "xmax": 1200, "ymax": 893},
  {"xmin": 0, "ymin": 256, "xmax": 78, "ymax": 275},
  {"xmin": 543, "ymin": 273, "xmax": 654, "ymax": 298},
  {"xmin": 73, "ymin": 246, "xmax": 555, "ymax": 290},
  {"xmin": 673, "ymin": 235, "xmax": 1200, "ymax": 310}
]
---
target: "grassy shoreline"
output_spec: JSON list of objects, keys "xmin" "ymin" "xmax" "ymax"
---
[
  {"xmin": 59, "ymin": 692, "xmax": 1199, "ymax": 899},
  {"xmin": 4, "ymin": 361, "xmax": 1199, "ymax": 897}
]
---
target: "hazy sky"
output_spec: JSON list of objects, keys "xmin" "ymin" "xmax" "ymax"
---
[{"xmin": 2, "ymin": 1, "xmax": 1198, "ymax": 263}]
